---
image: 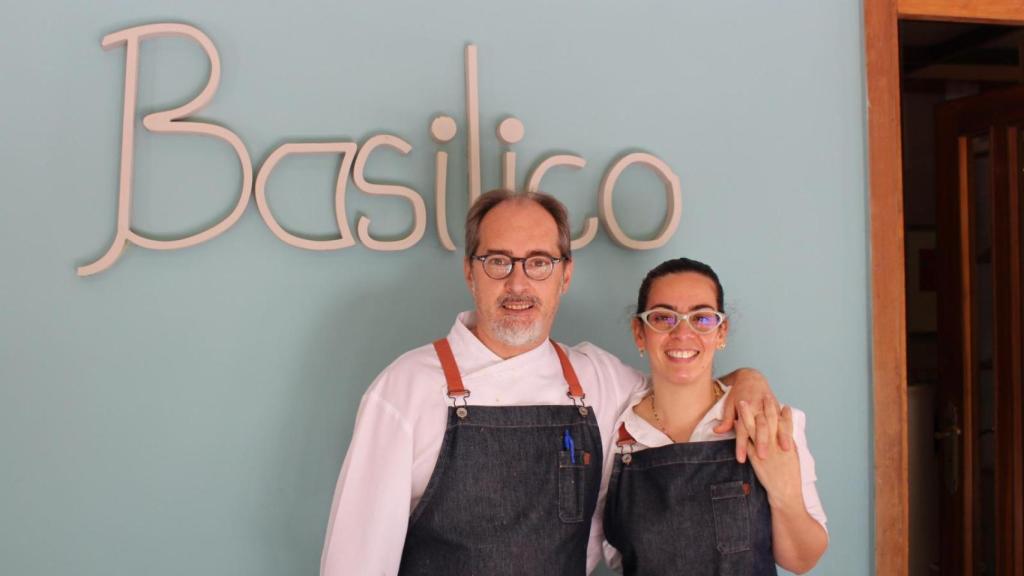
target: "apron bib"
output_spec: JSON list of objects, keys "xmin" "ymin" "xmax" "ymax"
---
[
  {"xmin": 604, "ymin": 425, "xmax": 776, "ymax": 576},
  {"xmin": 398, "ymin": 339, "xmax": 603, "ymax": 576}
]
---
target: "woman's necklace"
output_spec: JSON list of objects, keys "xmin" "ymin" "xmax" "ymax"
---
[{"xmin": 649, "ymin": 379, "xmax": 724, "ymax": 435}]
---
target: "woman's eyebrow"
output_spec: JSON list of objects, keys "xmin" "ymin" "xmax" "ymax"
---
[{"xmin": 647, "ymin": 303, "xmax": 717, "ymax": 312}]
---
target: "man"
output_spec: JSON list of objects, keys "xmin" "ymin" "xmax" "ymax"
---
[{"xmin": 321, "ymin": 190, "xmax": 779, "ymax": 575}]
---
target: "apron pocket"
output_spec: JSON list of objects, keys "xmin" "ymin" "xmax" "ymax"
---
[
  {"xmin": 558, "ymin": 450, "xmax": 585, "ymax": 523},
  {"xmin": 710, "ymin": 480, "xmax": 752, "ymax": 554}
]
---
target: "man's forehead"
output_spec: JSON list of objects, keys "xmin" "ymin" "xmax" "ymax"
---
[{"xmin": 477, "ymin": 200, "xmax": 561, "ymax": 252}]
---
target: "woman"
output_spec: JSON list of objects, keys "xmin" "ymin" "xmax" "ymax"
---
[{"xmin": 602, "ymin": 258, "xmax": 828, "ymax": 575}]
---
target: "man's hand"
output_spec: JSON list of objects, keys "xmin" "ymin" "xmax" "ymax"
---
[
  {"xmin": 715, "ymin": 368, "xmax": 792, "ymax": 462},
  {"xmin": 737, "ymin": 400, "xmax": 802, "ymax": 505},
  {"xmin": 737, "ymin": 400, "xmax": 828, "ymax": 572}
]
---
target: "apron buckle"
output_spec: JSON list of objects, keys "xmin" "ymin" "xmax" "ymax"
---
[
  {"xmin": 448, "ymin": 390, "xmax": 471, "ymax": 419},
  {"xmin": 617, "ymin": 443, "xmax": 634, "ymax": 465},
  {"xmin": 616, "ymin": 423, "xmax": 636, "ymax": 464},
  {"xmin": 567, "ymin": 391, "xmax": 589, "ymax": 417}
]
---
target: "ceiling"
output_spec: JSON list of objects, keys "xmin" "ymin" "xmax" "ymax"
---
[{"xmin": 899, "ymin": 21, "xmax": 1024, "ymax": 83}]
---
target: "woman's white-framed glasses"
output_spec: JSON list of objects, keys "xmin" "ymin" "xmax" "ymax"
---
[
  {"xmin": 472, "ymin": 254, "xmax": 568, "ymax": 281},
  {"xmin": 635, "ymin": 308, "xmax": 726, "ymax": 334}
]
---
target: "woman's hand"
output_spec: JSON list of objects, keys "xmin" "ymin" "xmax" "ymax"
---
[{"xmin": 716, "ymin": 368, "xmax": 793, "ymax": 462}]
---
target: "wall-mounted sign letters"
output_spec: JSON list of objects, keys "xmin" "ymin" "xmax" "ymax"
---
[{"xmin": 79, "ymin": 23, "xmax": 682, "ymax": 277}]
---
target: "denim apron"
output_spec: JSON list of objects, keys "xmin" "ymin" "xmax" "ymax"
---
[
  {"xmin": 398, "ymin": 339, "xmax": 603, "ymax": 576},
  {"xmin": 603, "ymin": 425, "xmax": 776, "ymax": 576}
]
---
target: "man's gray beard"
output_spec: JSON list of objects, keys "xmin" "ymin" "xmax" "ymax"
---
[{"xmin": 488, "ymin": 316, "xmax": 544, "ymax": 348}]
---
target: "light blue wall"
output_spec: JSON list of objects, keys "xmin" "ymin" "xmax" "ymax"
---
[{"xmin": 0, "ymin": 1, "xmax": 870, "ymax": 574}]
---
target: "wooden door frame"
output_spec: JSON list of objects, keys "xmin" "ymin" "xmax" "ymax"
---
[{"xmin": 864, "ymin": 1, "xmax": 1024, "ymax": 574}]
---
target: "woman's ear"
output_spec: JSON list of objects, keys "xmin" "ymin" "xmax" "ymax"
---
[
  {"xmin": 718, "ymin": 318, "xmax": 730, "ymax": 348},
  {"xmin": 631, "ymin": 317, "xmax": 646, "ymax": 352}
]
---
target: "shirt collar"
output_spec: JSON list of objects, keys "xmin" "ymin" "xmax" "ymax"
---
[
  {"xmin": 448, "ymin": 311, "xmax": 501, "ymax": 363},
  {"xmin": 445, "ymin": 311, "xmax": 556, "ymax": 378},
  {"xmin": 621, "ymin": 380, "xmax": 734, "ymax": 447}
]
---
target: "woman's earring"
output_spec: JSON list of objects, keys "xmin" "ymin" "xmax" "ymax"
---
[
  {"xmin": 717, "ymin": 342, "xmax": 726, "ymax": 350},
  {"xmin": 638, "ymin": 348, "xmax": 645, "ymax": 358}
]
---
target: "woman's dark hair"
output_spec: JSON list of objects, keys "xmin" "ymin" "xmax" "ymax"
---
[{"xmin": 635, "ymin": 257, "xmax": 725, "ymax": 314}]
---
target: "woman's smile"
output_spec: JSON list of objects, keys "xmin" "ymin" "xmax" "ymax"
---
[{"xmin": 663, "ymin": 348, "xmax": 700, "ymax": 361}]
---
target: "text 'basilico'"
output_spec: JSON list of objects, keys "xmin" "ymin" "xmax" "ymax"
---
[{"xmin": 79, "ymin": 22, "xmax": 683, "ymax": 277}]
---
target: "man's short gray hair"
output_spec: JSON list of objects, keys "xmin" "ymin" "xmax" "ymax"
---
[{"xmin": 464, "ymin": 189, "xmax": 572, "ymax": 261}]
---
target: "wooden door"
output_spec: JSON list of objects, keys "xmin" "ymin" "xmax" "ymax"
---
[{"xmin": 936, "ymin": 85, "xmax": 1024, "ymax": 576}]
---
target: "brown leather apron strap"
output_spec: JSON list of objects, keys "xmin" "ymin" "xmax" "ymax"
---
[
  {"xmin": 432, "ymin": 339, "xmax": 468, "ymax": 398},
  {"xmin": 549, "ymin": 339, "xmax": 585, "ymax": 400},
  {"xmin": 616, "ymin": 422, "xmax": 637, "ymax": 447},
  {"xmin": 434, "ymin": 337, "xmax": 584, "ymax": 401},
  {"xmin": 615, "ymin": 422, "xmax": 637, "ymax": 464}
]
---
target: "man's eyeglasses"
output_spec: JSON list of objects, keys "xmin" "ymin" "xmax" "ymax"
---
[
  {"xmin": 471, "ymin": 254, "xmax": 568, "ymax": 281},
  {"xmin": 635, "ymin": 308, "xmax": 726, "ymax": 334}
]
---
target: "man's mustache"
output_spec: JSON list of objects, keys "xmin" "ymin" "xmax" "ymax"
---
[{"xmin": 498, "ymin": 294, "xmax": 541, "ymax": 308}]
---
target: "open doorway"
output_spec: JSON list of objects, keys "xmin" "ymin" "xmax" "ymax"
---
[{"xmin": 899, "ymin": 21, "xmax": 1024, "ymax": 575}]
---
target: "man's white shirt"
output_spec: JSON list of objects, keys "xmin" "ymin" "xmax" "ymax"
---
[{"xmin": 320, "ymin": 311, "xmax": 643, "ymax": 576}]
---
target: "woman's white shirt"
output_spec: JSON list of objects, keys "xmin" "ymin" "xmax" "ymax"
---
[{"xmin": 599, "ymin": 383, "xmax": 827, "ymax": 570}]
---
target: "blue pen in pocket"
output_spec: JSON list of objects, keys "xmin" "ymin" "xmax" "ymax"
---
[{"xmin": 563, "ymin": 428, "xmax": 576, "ymax": 464}]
